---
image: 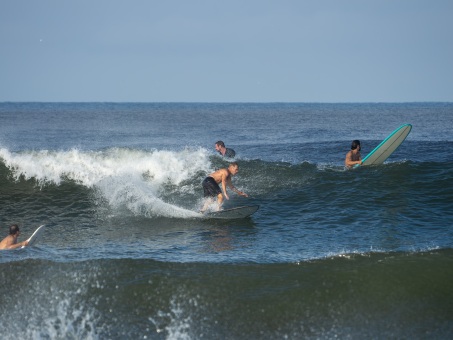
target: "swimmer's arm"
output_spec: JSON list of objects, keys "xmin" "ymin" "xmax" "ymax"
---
[
  {"xmin": 3, "ymin": 240, "xmax": 28, "ymax": 250},
  {"xmin": 345, "ymin": 152, "xmax": 361, "ymax": 167}
]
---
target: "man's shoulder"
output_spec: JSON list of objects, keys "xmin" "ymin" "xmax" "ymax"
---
[
  {"xmin": 217, "ymin": 168, "xmax": 231, "ymax": 179},
  {"xmin": 211, "ymin": 168, "xmax": 228, "ymax": 177},
  {"xmin": 225, "ymin": 148, "xmax": 236, "ymax": 157}
]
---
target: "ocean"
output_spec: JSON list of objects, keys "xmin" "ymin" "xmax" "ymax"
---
[{"xmin": 0, "ymin": 102, "xmax": 452, "ymax": 339}]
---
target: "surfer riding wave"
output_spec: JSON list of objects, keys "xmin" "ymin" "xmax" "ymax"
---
[{"xmin": 201, "ymin": 162, "xmax": 248, "ymax": 212}]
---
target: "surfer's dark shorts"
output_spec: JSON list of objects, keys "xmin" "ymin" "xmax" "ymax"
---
[{"xmin": 202, "ymin": 177, "xmax": 222, "ymax": 197}]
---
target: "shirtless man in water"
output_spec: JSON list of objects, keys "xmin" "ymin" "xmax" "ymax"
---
[
  {"xmin": 345, "ymin": 140, "xmax": 362, "ymax": 168},
  {"xmin": 0, "ymin": 224, "xmax": 29, "ymax": 250},
  {"xmin": 201, "ymin": 162, "xmax": 248, "ymax": 212}
]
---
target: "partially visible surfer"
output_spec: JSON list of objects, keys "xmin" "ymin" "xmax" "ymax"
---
[
  {"xmin": 201, "ymin": 162, "xmax": 248, "ymax": 212},
  {"xmin": 345, "ymin": 140, "xmax": 362, "ymax": 168},
  {"xmin": 0, "ymin": 224, "xmax": 29, "ymax": 250},
  {"xmin": 215, "ymin": 140, "xmax": 236, "ymax": 158}
]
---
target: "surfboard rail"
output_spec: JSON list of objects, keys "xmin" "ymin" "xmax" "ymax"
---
[{"xmin": 204, "ymin": 205, "xmax": 259, "ymax": 219}]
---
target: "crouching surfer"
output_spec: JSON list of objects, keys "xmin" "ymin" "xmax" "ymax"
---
[{"xmin": 201, "ymin": 162, "xmax": 248, "ymax": 212}]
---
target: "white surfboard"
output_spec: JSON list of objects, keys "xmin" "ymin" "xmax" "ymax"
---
[
  {"xmin": 22, "ymin": 225, "xmax": 45, "ymax": 247},
  {"xmin": 204, "ymin": 205, "xmax": 259, "ymax": 219},
  {"xmin": 359, "ymin": 124, "xmax": 412, "ymax": 167}
]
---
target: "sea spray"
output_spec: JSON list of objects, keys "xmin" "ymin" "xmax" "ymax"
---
[{"xmin": 0, "ymin": 147, "xmax": 211, "ymax": 218}]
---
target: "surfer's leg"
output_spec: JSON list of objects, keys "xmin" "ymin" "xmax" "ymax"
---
[
  {"xmin": 201, "ymin": 197, "xmax": 215, "ymax": 213},
  {"xmin": 216, "ymin": 193, "xmax": 224, "ymax": 211}
]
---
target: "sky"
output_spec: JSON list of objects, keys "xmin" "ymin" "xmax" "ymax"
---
[{"xmin": 1, "ymin": 0, "xmax": 452, "ymax": 102}]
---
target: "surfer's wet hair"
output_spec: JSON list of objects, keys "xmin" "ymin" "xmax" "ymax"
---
[
  {"xmin": 215, "ymin": 141, "xmax": 225, "ymax": 147},
  {"xmin": 9, "ymin": 224, "xmax": 19, "ymax": 235},
  {"xmin": 351, "ymin": 140, "xmax": 361, "ymax": 150}
]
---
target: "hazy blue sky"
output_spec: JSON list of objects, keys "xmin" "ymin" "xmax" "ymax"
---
[{"xmin": 1, "ymin": 1, "xmax": 452, "ymax": 102}]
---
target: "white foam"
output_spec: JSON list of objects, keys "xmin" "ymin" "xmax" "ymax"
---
[{"xmin": 0, "ymin": 147, "xmax": 211, "ymax": 218}]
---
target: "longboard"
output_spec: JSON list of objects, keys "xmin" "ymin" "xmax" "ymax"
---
[
  {"xmin": 22, "ymin": 225, "xmax": 45, "ymax": 248},
  {"xmin": 204, "ymin": 205, "xmax": 259, "ymax": 219},
  {"xmin": 358, "ymin": 123, "xmax": 412, "ymax": 167}
]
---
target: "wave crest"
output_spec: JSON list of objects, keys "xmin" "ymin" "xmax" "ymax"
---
[{"xmin": 0, "ymin": 147, "xmax": 211, "ymax": 218}]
